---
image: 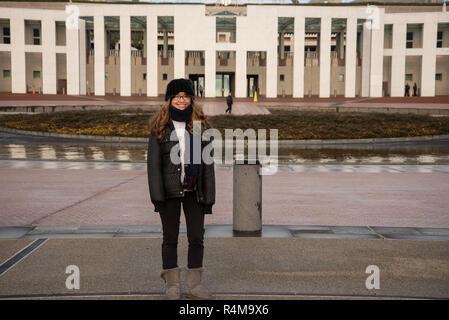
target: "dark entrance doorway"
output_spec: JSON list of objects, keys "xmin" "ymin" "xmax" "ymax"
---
[
  {"xmin": 383, "ymin": 81, "xmax": 389, "ymax": 97},
  {"xmin": 247, "ymin": 75, "xmax": 259, "ymax": 98},
  {"xmin": 188, "ymin": 74, "xmax": 205, "ymax": 97},
  {"xmin": 215, "ymin": 73, "xmax": 234, "ymax": 97},
  {"xmin": 57, "ymin": 79, "xmax": 67, "ymax": 94}
]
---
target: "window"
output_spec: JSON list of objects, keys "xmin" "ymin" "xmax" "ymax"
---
[
  {"xmin": 280, "ymin": 74, "xmax": 285, "ymax": 82},
  {"xmin": 33, "ymin": 71, "xmax": 40, "ymax": 78},
  {"xmin": 436, "ymin": 73, "xmax": 442, "ymax": 81},
  {"xmin": 405, "ymin": 74, "xmax": 413, "ymax": 81},
  {"xmin": 339, "ymin": 74, "xmax": 344, "ymax": 82},
  {"xmin": 406, "ymin": 32, "xmax": 413, "ymax": 48},
  {"xmin": 163, "ymin": 73, "xmax": 167, "ymax": 81},
  {"xmin": 3, "ymin": 70, "xmax": 11, "ymax": 78},
  {"xmin": 33, "ymin": 28, "xmax": 40, "ymax": 45},
  {"xmin": 3, "ymin": 27, "xmax": 10, "ymax": 44},
  {"xmin": 105, "ymin": 72, "xmax": 109, "ymax": 79},
  {"xmin": 216, "ymin": 17, "xmax": 236, "ymax": 43},
  {"xmin": 437, "ymin": 31, "xmax": 443, "ymax": 48},
  {"xmin": 143, "ymin": 73, "xmax": 146, "ymax": 80}
]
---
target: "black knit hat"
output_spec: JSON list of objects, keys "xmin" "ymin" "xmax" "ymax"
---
[{"xmin": 165, "ymin": 78, "xmax": 195, "ymax": 101}]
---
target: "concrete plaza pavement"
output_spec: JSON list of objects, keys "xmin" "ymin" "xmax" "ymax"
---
[
  {"xmin": 1, "ymin": 162, "xmax": 449, "ymax": 299},
  {"xmin": 1, "ymin": 94, "xmax": 449, "ymax": 299},
  {"xmin": 1, "ymin": 93, "xmax": 449, "ymax": 116},
  {"xmin": 1, "ymin": 165, "xmax": 449, "ymax": 228},
  {"xmin": 0, "ymin": 237, "xmax": 448, "ymax": 300}
]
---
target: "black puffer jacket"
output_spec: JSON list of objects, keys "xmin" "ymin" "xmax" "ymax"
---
[{"xmin": 147, "ymin": 119, "xmax": 216, "ymax": 214}]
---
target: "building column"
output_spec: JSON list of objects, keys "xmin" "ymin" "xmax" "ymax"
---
[
  {"xmin": 173, "ymin": 47, "xmax": 184, "ymax": 79},
  {"xmin": 369, "ymin": 14, "xmax": 384, "ymax": 97},
  {"xmin": 79, "ymin": 19, "xmax": 86, "ymax": 95},
  {"xmin": 94, "ymin": 15, "xmax": 105, "ymax": 96},
  {"xmin": 421, "ymin": 19, "xmax": 437, "ymax": 97},
  {"xmin": 205, "ymin": 49, "xmax": 215, "ymax": 98},
  {"xmin": 42, "ymin": 17, "xmax": 56, "ymax": 94},
  {"xmin": 173, "ymin": 18, "xmax": 184, "ymax": 80},
  {"xmin": 391, "ymin": 22, "xmax": 406, "ymax": 97},
  {"xmin": 293, "ymin": 15, "xmax": 305, "ymax": 98},
  {"xmin": 147, "ymin": 15, "xmax": 158, "ymax": 97},
  {"xmin": 120, "ymin": 14, "xmax": 131, "ymax": 96},
  {"xmin": 235, "ymin": 49, "xmax": 246, "ymax": 98},
  {"xmin": 338, "ymin": 31, "xmax": 345, "ymax": 60},
  {"xmin": 361, "ymin": 21, "xmax": 371, "ymax": 97},
  {"xmin": 66, "ymin": 16, "xmax": 80, "ymax": 95},
  {"xmin": 319, "ymin": 16, "xmax": 331, "ymax": 98},
  {"xmin": 266, "ymin": 47, "xmax": 277, "ymax": 98},
  {"xmin": 279, "ymin": 31, "xmax": 285, "ymax": 58},
  {"xmin": 143, "ymin": 28, "xmax": 147, "ymax": 60},
  {"xmin": 10, "ymin": 15, "xmax": 26, "ymax": 93},
  {"xmin": 163, "ymin": 30, "xmax": 168, "ymax": 59},
  {"xmin": 345, "ymin": 17, "xmax": 357, "ymax": 98}
]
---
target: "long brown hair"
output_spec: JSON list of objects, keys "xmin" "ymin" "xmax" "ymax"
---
[{"xmin": 149, "ymin": 99, "xmax": 211, "ymax": 141}]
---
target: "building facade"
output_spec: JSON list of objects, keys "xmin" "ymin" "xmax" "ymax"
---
[{"xmin": 0, "ymin": 1, "xmax": 448, "ymax": 98}]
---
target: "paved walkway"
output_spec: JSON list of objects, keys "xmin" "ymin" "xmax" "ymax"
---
[
  {"xmin": 1, "ymin": 93, "xmax": 449, "ymax": 116},
  {"xmin": 1, "ymin": 162, "xmax": 448, "ymax": 299},
  {"xmin": 1, "ymin": 163, "xmax": 448, "ymax": 228},
  {"xmin": 1, "ymin": 95, "xmax": 448, "ymax": 300},
  {"xmin": 0, "ymin": 237, "xmax": 448, "ymax": 300}
]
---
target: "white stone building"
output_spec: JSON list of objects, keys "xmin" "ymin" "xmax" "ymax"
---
[{"xmin": 0, "ymin": 1, "xmax": 448, "ymax": 98}]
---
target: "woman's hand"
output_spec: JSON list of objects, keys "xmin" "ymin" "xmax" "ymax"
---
[
  {"xmin": 154, "ymin": 201, "xmax": 165, "ymax": 213},
  {"xmin": 203, "ymin": 204, "xmax": 213, "ymax": 215}
]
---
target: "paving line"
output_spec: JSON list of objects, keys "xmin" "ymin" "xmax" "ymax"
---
[
  {"xmin": 0, "ymin": 291, "xmax": 446, "ymax": 300},
  {"xmin": 2, "ymin": 160, "xmax": 449, "ymax": 173},
  {"xmin": 0, "ymin": 238, "xmax": 48, "ymax": 277}
]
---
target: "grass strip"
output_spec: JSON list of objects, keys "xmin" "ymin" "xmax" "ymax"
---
[{"xmin": 0, "ymin": 109, "xmax": 448, "ymax": 140}]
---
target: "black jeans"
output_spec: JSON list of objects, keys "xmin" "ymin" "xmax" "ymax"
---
[{"xmin": 159, "ymin": 191, "xmax": 205, "ymax": 270}]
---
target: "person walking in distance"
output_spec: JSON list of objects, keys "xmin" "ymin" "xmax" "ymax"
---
[
  {"xmin": 147, "ymin": 78, "xmax": 216, "ymax": 300},
  {"xmin": 404, "ymin": 83, "xmax": 410, "ymax": 97},
  {"xmin": 225, "ymin": 92, "xmax": 233, "ymax": 114}
]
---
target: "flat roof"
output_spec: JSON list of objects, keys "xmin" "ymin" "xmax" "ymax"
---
[{"xmin": 0, "ymin": 0, "xmax": 445, "ymax": 14}]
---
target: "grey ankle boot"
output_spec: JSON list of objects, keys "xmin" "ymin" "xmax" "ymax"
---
[
  {"xmin": 184, "ymin": 268, "xmax": 213, "ymax": 300},
  {"xmin": 160, "ymin": 267, "xmax": 181, "ymax": 300}
]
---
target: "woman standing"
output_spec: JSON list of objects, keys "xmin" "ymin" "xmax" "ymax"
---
[{"xmin": 147, "ymin": 78, "xmax": 215, "ymax": 300}]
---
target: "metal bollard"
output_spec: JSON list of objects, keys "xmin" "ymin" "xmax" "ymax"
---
[{"xmin": 233, "ymin": 158, "xmax": 262, "ymax": 235}]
